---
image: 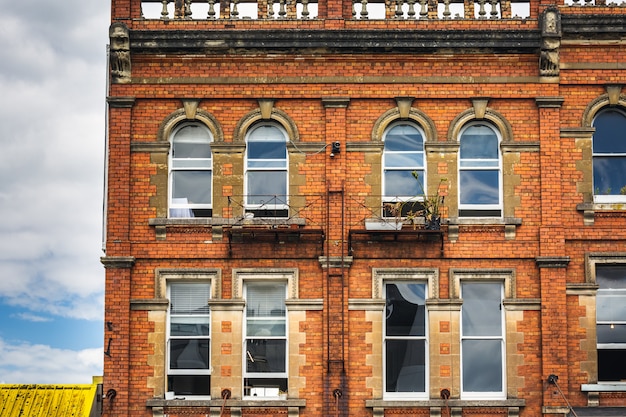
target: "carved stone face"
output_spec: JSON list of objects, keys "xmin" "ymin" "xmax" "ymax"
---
[
  {"xmin": 545, "ymin": 12, "xmax": 557, "ymax": 33},
  {"xmin": 110, "ymin": 24, "xmax": 129, "ymax": 51}
]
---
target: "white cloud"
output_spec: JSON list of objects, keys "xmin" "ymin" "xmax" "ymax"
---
[
  {"xmin": 0, "ymin": 0, "xmax": 108, "ymax": 323},
  {"xmin": 0, "ymin": 338, "xmax": 102, "ymax": 384},
  {"xmin": 11, "ymin": 312, "xmax": 52, "ymax": 323}
]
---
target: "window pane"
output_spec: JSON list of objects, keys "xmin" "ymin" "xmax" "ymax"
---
[
  {"xmin": 172, "ymin": 159, "xmax": 211, "ymax": 169},
  {"xmin": 593, "ymin": 157, "xmax": 626, "ymax": 196},
  {"xmin": 460, "ymin": 125, "xmax": 499, "ymax": 159},
  {"xmin": 248, "ymin": 141, "xmax": 287, "ymax": 160},
  {"xmin": 385, "ymin": 124, "xmax": 424, "ymax": 151},
  {"xmin": 172, "ymin": 171, "xmax": 212, "ymax": 204},
  {"xmin": 247, "ymin": 320, "xmax": 286, "ymax": 337},
  {"xmin": 597, "ymin": 266, "xmax": 626, "ymax": 288},
  {"xmin": 247, "ymin": 159, "xmax": 287, "ymax": 168},
  {"xmin": 462, "ymin": 283, "xmax": 502, "ymax": 337},
  {"xmin": 173, "ymin": 125, "xmax": 212, "ymax": 159},
  {"xmin": 170, "ymin": 317, "xmax": 210, "ymax": 337},
  {"xmin": 170, "ymin": 339, "xmax": 210, "ymax": 369},
  {"xmin": 459, "ymin": 159, "xmax": 499, "ymax": 168},
  {"xmin": 249, "ymin": 125, "xmax": 285, "ymax": 142},
  {"xmin": 598, "ymin": 324, "xmax": 626, "ymax": 344},
  {"xmin": 386, "ymin": 339, "xmax": 426, "ymax": 393},
  {"xmin": 597, "ymin": 293, "xmax": 626, "ymax": 322},
  {"xmin": 593, "ymin": 109, "xmax": 626, "ymax": 153},
  {"xmin": 598, "ymin": 349, "xmax": 626, "ymax": 382},
  {"xmin": 384, "ymin": 153, "xmax": 424, "ymax": 168},
  {"xmin": 385, "ymin": 170, "xmax": 423, "ymax": 197},
  {"xmin": 246, "ymin": 284, "xmax": 286, "ymax": 317},
  {"xmin": 244, "ymin": 378, "xmax": 288, "ymax": 396},
  {"xmin": 170, "ymin": 283, "xmax": 211, "ymax": 314},
  {"xmin": 247, "ymin": 171, "xmax": 287, "ymax": 202},
  {"xmin": 386, "ymin": 283, "xmax": 426, "ymax": 336},
  {"xmin": 462, "ymin": 339, "xmax": 503, "ymax": 392},
  {"xmin": 597, "ymin": 266, "xmax": 626, "ymax": 323},
  {"xmin": 459, "ymin": 170, "xmax": 499, "ymax": 205},
  {"xmin": 168, "ymin": 375, "xmax": 210, "ymax": 396},
  {"xmin": 246, "ymin": 339, "xmax": 286, "ymax": 373}
]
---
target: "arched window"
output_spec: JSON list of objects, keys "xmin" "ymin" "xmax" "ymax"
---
[
  {"xmin": 458, "ymin": 122, "xmax": 502, "ymax": 217},
  {"xmin": 382, "ymin": 122, "xmax": 426, "ymax": 212},
  {"xmin": 169, "ymin": 122, "xmax": 213, "ymax": 218},
  {"xmin": 245, "ymin": 123, "xmax": 288, "ymax": 217},
  {"xmin": 592, "ymin": 108, "xmax": 626, "ymax": 202}
]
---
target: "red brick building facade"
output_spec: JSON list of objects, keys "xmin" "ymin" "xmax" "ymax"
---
[{"xmin": 103, "ymin": 1, "xmax": 626, "ymax": 416}]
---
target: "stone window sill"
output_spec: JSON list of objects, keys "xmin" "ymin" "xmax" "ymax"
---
[
  {"xmin": 577, "ymin": 202, "xmax": 626, "ymax": 226},
  {"xmin": 366, "ymin": 398, "xmax": 524, "ymax": 417},
  {"xmin": 582, "ymin": 383, "xmax": 626, "ymax": 392},
  {"xmin": 446, "ymin": 217, "xmax": 522, "ymax": 241},
  {"xmin": 148, "ymin": 217, "xmax": 306, "ymax": 240}
]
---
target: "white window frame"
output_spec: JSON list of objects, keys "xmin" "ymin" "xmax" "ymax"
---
[
  {"xmin": 233, "ymin": 268, "xmax": 299, "ymax": 400},
  {"xmin": 593, "ymin": 262, "xmax": 626, "ymax": 383},
  {"xmin": 373, "ymin": 268, "xmax": 437, "ymax": 401},
  {"xmin": 383, "ymin": 280, "xmax": 429, "ymax": 400},
  {"xmin": 168, "ymin": 121, "xmax": 213, "ymax": 218},
  {"xmin": 382, "ymin": 121, "xmax": 427, "ymax": 205},
  {"xmin": 460, "ymin": 281, "xmax": 506, "ymax": 400},
  {"xmin": 458, "ymin": 122, "xmax": 503, "ymax": 216},
  {"xmin": 244, "ymin": 122, "xmax": 289, "ymax": 214},
  {"xmin": 242, "ymin": 280, "xmax": 288, "ymax": 399},
  {"xmin": 166, "ymin": 281, "xmax": 212, "ymax": 399},
  {"xmin": 592, "ymin": 107, "xmax": 626, "ymax": 204}
]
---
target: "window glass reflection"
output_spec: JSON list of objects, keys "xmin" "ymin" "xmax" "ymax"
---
[
  {"xmin": 462, "ymin": 339, "xmax": 503, "ymax": 392},
  {"xmin": 459, "ymin": 171, "xmax": 499, "ymax": 205},
  {"xmin": 386, "ymin": 340, "xmax": 426, "ymax": 392},
  {"xmin": 462, "ymin": 283, "xmax": 502, "ymax": 337}
]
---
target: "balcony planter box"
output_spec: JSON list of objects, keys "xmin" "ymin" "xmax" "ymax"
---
[{"xmin": 365, "ymin": 220, "xmax": 403, "ymax": 230}]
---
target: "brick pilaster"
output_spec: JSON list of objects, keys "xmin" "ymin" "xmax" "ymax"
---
[
  {"xmin": 101, "ymin": 256, "xmax": 135, "ymax": 417},
  {"xmin": 536, "ymin": 97, "xmax": 570, "ymax": 411},
  {"xmin": 105, "ymin": 96, "xmax": 135, "ymax": 257},
  {"xmin": 322, "ymin": 97, "xmax": 350, "ymax": 417}
]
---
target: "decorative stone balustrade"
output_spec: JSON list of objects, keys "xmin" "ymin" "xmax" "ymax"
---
[
  {"xmin": 140, "ymin": 0, "xmax": 537, "ymax": 20},
  {"xmin": 141, "ymin": 0, "xmax": 624, "ymax": 21}
]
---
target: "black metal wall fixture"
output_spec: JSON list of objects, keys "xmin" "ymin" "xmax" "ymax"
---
[{"xmin": 547, "ymin": 375, "xmax": 579, "ymax": 417}]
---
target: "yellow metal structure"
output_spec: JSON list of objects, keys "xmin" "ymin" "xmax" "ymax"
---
[{"xmin": 0, "ymin": 383, "xmax": 98, "ymax": 417}]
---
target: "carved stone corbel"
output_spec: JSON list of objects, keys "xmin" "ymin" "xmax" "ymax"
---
[
  {"xmin": 539, "ymin": 8, "xmax": 561, "ymax": 77},
  {"xmin": 109, "ymin": 23, "xmax": 131, "ymax": 83}
]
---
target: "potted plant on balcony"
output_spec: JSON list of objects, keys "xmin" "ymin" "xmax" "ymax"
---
[{"xmin": 384, "ymin": 171, "xmax": 446, "ymax": 230}]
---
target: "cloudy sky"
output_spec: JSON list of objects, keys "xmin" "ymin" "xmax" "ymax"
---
[{"xmin": 0, "ymin": 0, "xmax": 109, "ymax": 383}]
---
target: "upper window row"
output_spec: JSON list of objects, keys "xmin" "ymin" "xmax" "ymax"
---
[
  {"xmin": 169, "ymin": 122, "xmax": 289, "ymax": 218},
  {"xmin": 166, "ymin": 105, "xmax": 626, "ymax": 218},
  {"xmin": 382, "ymin": 121, "xmax": 502, "ymax": 218}
]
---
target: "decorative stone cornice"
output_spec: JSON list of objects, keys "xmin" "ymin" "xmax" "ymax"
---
[
  {"xmin": 503, "ymin": 298, "xmax": 541, "ymax": 311},
  {"xmin": 100, "ymin": 256, "xmax": 135, "ymax": 269},
  {"xmin": 130, "ymin": 142, "xmax": 170, "ymax": 153},
  {"xmin": 322, "ymin": 97, "xmax": 350, "ymax": 108},
  {"xmin": 130, "ymin": 29, "xmax": 541, "ymax": 55},
  {"xmin": 535, "ymin": 256, "xmax": 570, "ymax": 268},
  {"xmin": 501, "ymin": 142, "xmax": 540, "ymax": 152},
  {"xmin": 107, "ymin": 96, "xmax": 136, "ymax": 108},
  {"xmin": 566, "ymin": 283, "xmax": 599, "ymax": 296},
  {"xmin": 208, "ymin": 299, "xmax": 245, "ymax": 311},
  {"xmin": 560, "ymin": 127, "xmax": 595, "ymax": 138},
  {"xmin": 318, "ymin": 256, "xmax": 353, "ymax": 269},
  {"xmin": 286, "ymin": 299, "xmax": 324, "ymax": 311},
  {"xmin": 535, "ymin": 97, "xmax": 564, "ymax": 108},
  {"xmin": 346, "ymin": 142, "xmax": 383, "ymax": 152},
  {"xmin": 209, "ymin": 142, "xmax": 246, "ymax": 154},
  {"xmin": 130, "ymin": 298, "xmax": 169, "ymax": 310}
]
